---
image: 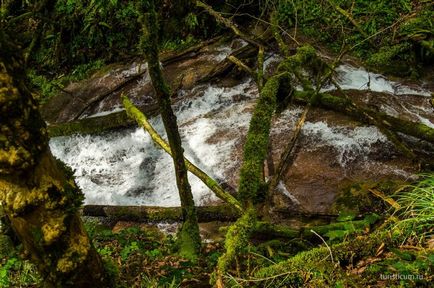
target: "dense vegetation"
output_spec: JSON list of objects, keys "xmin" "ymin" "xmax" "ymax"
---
[
  {"xmin": 1, "ymin": 177, "xmax": 433, "ymax": 287},
  {"xmin": 15, "ymin": 0, "xmax": 433, "ymax": 103},
  {"xmin": 1, "ymin": 0, "xmax": 433, "ymax": 287}
]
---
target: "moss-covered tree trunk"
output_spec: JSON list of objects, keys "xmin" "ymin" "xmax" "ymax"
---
[
  {"xmin": 140, "ymin": 1, "xmax": 201, "ymax": 260},
  {"xmin": 0, "ymin": 34, "xmax": 108, "ymax": 287}
]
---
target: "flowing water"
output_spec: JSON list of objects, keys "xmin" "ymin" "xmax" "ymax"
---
[{"xmin": 49, "ymin": 61, "xmax": 433, "ymax": 208}]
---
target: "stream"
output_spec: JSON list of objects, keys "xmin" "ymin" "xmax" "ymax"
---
[{"xmin": 49, "ymin": 52, "xmax": 433, "ymax": 212}]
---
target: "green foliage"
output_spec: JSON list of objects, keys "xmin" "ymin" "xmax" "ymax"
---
[
  {"xmin": 120, "ymin": 241, "xmax": 140, "ymax": 261},
  {"xmin": 320, "ymin": 213, "xmax": 380, "ymax": 242},
  {"xmin": 24, "ymin": 0, "xmax": 214, "ymax": 77},
  {"xmin": 184, "ymin": 13, "xmax": 199, "ymax": 30},
  {"xmin": 161, "ymin": 35, "xmax": 198, "ymax": 52},
  {"xmin": 33, "ymin": 0, "xmax": 141, "ymax": 70},
  {"xmin": 0, "ymin": 258, "xmax": 41, "ymax": 288},
  {"xmin": 29, "ymin": 59, "xmax": 105, "ymax": 104},
  {"xmin": 364, "ymin": 249, "xmax": 434, "ymax": 287},
  {"xmin": 0, "ymin": 258, "xmax": 18, "ymax": 287},
  {"xmin": 275, "ymin": 0, "xmax": 433, "ymax": 73}
]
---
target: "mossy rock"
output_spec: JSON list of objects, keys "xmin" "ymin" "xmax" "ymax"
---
[{"xmin": 332, "ymin": 180, "xmax": 403, "ymax": 216}]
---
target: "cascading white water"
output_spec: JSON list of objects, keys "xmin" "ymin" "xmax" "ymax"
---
[
  {"xmin": 49, "ymin": 60, "xmax": 433, "ymax": 206},
  {"xmin": 50, "ymin": 80, "xmax": 257, "ymax": 205},
  {"xmin": 322, "ymin": 64, "xmax": 432, "ymax": 96},
  {"xmin": 302, "ymin": 122, "xmax": 388, "ymax": 166}
]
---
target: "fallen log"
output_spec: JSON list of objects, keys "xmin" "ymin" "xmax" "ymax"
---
[
  {"xmin": 47, "ymin": 109, "xmax": 138, "ymax": 137},
  {"xmin": 254, "ymin": 212, "xmax": 379, "ymax": 242},
  {"xmin": 82, "ymin": 204, "xmax": 240, "ymax": 223},
  {"xmin": 82, "ymin": 203, "xmax": 378, "ymax": 241}
]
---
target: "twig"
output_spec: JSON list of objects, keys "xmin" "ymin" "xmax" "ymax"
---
[
  {"xmin": 310, "ymin": 229, "xmax": 334, "ymax": 264},
  {"xmin": 196, "ymin": 0, "xmax": 264, "ymax": 48},
  {"xmin": 228, "ymin": 55, "xmax": 254, "ymax": 76},
  {"xmin": 249, "ymin": 251, "xmax": 277, "ymax": 265},
  {"xmin": 267, "ymin": 104, "xmax": 309, "ymax": 195},
  {"xmin": 369, "ymin": 189, "xmax": 401, "ymax": 210},
  {"xmin": 257, "ymin": 46, "xmax": 265, "ymax": 90}
]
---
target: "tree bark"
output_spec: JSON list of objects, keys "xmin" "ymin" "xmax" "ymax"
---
[
  {"xmin": 0, "ymin": 33, "xmax": 108, "ymax": 287},
  {"xmin": 140, "ymin": 1, "xmax": 201, "ymax": 260}
]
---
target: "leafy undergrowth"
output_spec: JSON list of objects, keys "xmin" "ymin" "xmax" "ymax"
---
[
  {"xmin": 1, "ymin": 220, "xmax": 224, "ymax": 288},
  {"xmin": 0, "ymin": 175, "xmax": 433, "ymax": 287},
  {"xmin": 88, "ymin": 222, "xmax": 222, "ymax": 288},
  {"xmin": 227, "ymin": 175, "xmax": 433, "ymax": 288}
]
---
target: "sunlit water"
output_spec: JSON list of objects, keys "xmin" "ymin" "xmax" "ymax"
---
[{"xmin": 49, "ymin": 62, "xmax": 432, "ymax": 205}]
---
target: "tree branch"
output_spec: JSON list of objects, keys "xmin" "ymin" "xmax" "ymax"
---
[{"xmin": 122, "ymin": 96, "xmax": 244, "ymax": 213}]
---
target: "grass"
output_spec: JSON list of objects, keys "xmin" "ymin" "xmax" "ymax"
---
[{"xmin": 393, "ymin": 174, "xmax": 434, "ymax": 241}]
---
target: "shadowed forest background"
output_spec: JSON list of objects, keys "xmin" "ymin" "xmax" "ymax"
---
[{"xmin": 0, "ymin": 0, "xmax": 433, "ymax": 287}]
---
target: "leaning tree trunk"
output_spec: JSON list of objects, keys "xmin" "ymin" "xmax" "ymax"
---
[
  {"xmin": 0, "ymin": 33, "xmax": 108, "ymax": 287},
  {"xmin": 140, "ymin": 1, "xmax": 201, "ymax": 260}
]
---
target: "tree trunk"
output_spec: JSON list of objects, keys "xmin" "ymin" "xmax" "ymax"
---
[
  {"xmin": 0, "ymin": 35, "xmax": 108, "ymax": 287},
  {"xmin": 140, "ymin": 0, "xmax": 201, "ymax": 260}
]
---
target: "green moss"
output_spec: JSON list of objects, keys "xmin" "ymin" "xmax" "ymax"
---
[
  {"xmin": 333, "ymin": 181, "xmax": 388, "ymax": 216},
  {"xmin": 0, "ymin": 67, "xmax": 47, "ymax": 175},
  {"xmin": 56, "ymin": 233, "xmax": 90, "ymax": 273},
  {"xmin": 47, "ymin": 111, "xmax": 136, "ymax": 137},
  {"xmin": 255, "ymin": 230, "xmax": 400, "ymax": 287},
  {"xmin": 238, "ymin": 74, "xmax": 280, "ymax": 203},
  {"xmin": 278, "ymin": 45, "xmax": 317, "ymax": 71},
  {"xmin": 214, "ymin": 208, "xmax": 256, "ymax": 284},
  {"xmin": 177, "ymin": 218, "xmax": 201, "ymax": 261},
  {"xmin": 41, "ymin": 214, "xmax": 66, "ymax": 245}
]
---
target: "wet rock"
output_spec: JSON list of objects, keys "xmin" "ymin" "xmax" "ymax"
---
[
  {"xmin": 42, "ymin": 38, "xmax": 243, "ymax": 125},
  {"xmin": 222, "ymin": 106, "xmax": 420, "ymax": 214},
  {"xmin": 42, "ymin": 62, "xmax": 145, "ymax": 123},
  {"xmin": 47, "ymin": 48, "xmax": 433, "ymax": 214},
  {"xmin": 125, "ymin": 187, "xmax": 153, "ymax": 198}
]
